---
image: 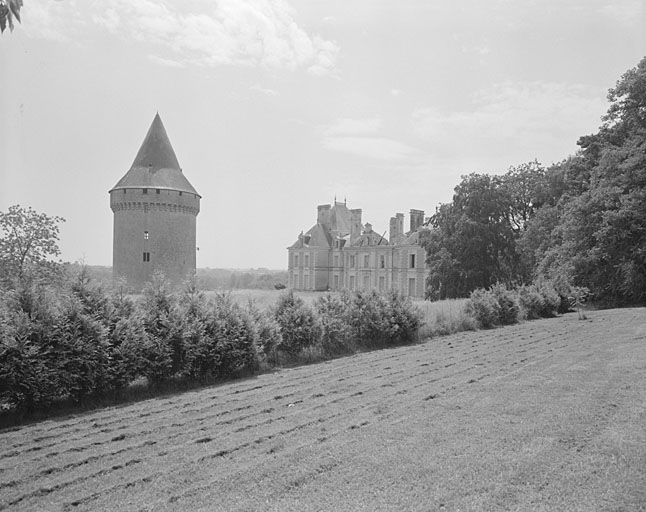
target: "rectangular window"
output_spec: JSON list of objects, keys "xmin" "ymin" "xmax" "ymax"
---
[
  {"xmin": 304, "ymin": 254, "xmax": 309, "ymax": 267},
  {"xmin": 179, "ymin": 191, "xmax": 183, "ymax": 196},
  {"xmin": 349, "ymin": 276, "xmax": 356, "ymax": 290},
  {"xmin": 350, "ymin": 255, "xmax": 355, "ymax": 268},
  {"xmin": 380, "ymin": 255, "xmax": 385, "ymax": 268},
  {"xmin": 363, "ymin": 275, "xmax": 370, "ymax": 289},
  {"xmin": 156, "ymin": 189, "xmax": 161, "ymax": 194},
  {"xmin": 304, "ymin": 275, "xmax": 310, "ymax": 290},
  {"xmin": 410, "ymin": 254, "xmax": 416, "ymax": 268},
  {"xmin": 123, "ymin": 189, "xmax": 127, "ymax": 194},
  {"xmin": 142, "ymin": 189, "xmax": 148, "ymax": 195},
  {"xmin": 364, "ymin": 254, "xmax": 369, "ymax": 268},
  {"xmin": 144, "ymin": 231, "xmax": 149, "ymax": 240},
  {"xmin": 334, "ymin": 254, "xmax": 339, "ymax": 267},
  {"xmin": 143, "ymin": 252, "xmax": 150, "ymax": 262},
  {"xmin": 379, "ymin": 276, "xmax": 385, "ymax": 291},
  {"xmin": 294, "ymin": 255, "xmax": 299, "ymax": 267},
  {"xmin": 334, "ymin": 275, "xmax": 339, "ymax": 289}
]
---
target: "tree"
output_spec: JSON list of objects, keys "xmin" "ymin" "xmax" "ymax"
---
[
  {"xmin": 531, "ymin": 56, "xmax": 646, "ymax": 305},
  {"xmin": 0, "ymin": 205, "xmax": 65, "ymax": 286},
  {"xmin": 501, "ymin": 160, "xmax": 546, "ymax": 232},
  {"xmin": 0, "ymin": 0, "xmax": 22, "ymax": 33},
  {"xmin": 424, "ymin": 173, "xmax": 524, "ymax": 299}
]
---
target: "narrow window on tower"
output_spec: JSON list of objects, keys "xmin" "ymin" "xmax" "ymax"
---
[
  {"xmin": 156, "ymin": 189, "xmax": 160, "ymax": 194},
  {"xmin": 144, "ymin": 231, "xmax": 149, "ymax": 240},
  {"xmin": 143, "ymin": 252, "xmax": 150, "ymax": 262},
  {"xmin": 142, "ymin": 188, "xmax": 148, "ymax": 195},
  {"xmin": 179, "ymin": 191, "xmax": 183, "ymax": 196}
]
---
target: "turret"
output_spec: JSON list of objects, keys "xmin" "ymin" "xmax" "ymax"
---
[{"xmin": 109, "ymin": 113, "xmax": 201, "ymax": 290}]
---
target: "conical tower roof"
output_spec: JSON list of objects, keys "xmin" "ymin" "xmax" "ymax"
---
[{"xmin": 110, "ymin": 113, "xmax": 200, "ymax": 196}]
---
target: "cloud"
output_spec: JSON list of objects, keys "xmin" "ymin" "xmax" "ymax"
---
[
  {"xmin": 22, "ymin": 0, "xmax": 84, "ymax": 41},
  {"xmin": 250, "ymin": 84, "xmax": 278, "ymax": 96},
  {"xmin": 598, "ymin": 0, "xmax": 645, "ymax": 26},
  {"xmin": 322, "ymin": 136, "xmax": 425, "ymax": 161},
  {"xmin": 324, "ymin": 118, "xmax": 382, "ymax": 136},
  {"xmin": 321, "ymin": 117, "xmax": 424, "ymax": 162},
  {"xmin": 91, "ymin": 0, "xmax": 339, "ymax": 74},
  {"xmin": 148, "ymin": 55, "xmax": 185, "ymax": 68},
  {"xmin": 412, "ymin": 81, "xmax": 607, "ymax": 166}
]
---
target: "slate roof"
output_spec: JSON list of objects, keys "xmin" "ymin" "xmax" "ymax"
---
[
  {"xmin": 110, "ymin": 113, "xmax": 200, "ymax": 196},
  {"xmin": 329, "ymin": 202, "xmax": 352, "ymax": 236},
  {"xmin": 349, "ymin": 229, "xmax": 388, "ymax": 247}
]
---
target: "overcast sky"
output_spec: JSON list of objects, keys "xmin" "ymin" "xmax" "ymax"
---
[{"xmin": 1, "ymin": 0, "xmax": 645, "ymax": 270}]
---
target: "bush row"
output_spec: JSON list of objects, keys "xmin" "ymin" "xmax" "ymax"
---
[
  {"xmin": 0, "ymin": 272, "xmax": 422, "ymax": 412},
  {"xmin": 466, "ymin": 280, "xmax": 579, "ymax": 328}
]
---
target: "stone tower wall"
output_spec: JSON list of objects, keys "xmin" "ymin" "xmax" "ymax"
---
[{"xmin": 110, "ymin": 187, "xmax": 200, "ymax": 289}]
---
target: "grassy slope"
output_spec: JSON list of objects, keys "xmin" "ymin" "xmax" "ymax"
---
[{"xmin": 1, "ymin": 308, "xmax": 644, "ymax": 511}]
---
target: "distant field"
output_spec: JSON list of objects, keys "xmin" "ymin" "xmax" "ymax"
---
[{"xmin": 1, "ymin": 308, "xmax": 645, "ymax": 511}]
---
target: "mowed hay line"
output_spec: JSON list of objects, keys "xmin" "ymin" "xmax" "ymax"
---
[{"xmin": 1, "ymin": 308, "xmax": 645, "ymax": 511}]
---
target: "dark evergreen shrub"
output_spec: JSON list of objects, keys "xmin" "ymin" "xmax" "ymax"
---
[
  {"xmin": 315, "ymin": 292, "xmax": 353, "ymax": 354},
  {"xmin": 182, "ymin": 293, "xmax": 259, "ymax": 380},
  {"xmin": 273, "ymin": 290, "xmax": 321, "ymax": 355},
  {"xmin": 0, "ymin": 283, "xmax": 63, "ymax": 410}
]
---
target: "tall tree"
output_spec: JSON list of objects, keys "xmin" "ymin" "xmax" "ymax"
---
[
  {"xmin": 425, "ymin": 173, "xmax": 524, "ymax": 299},
  {"xmin": 532, "ymin": 56, "xmax": 646, "ymax": 305}
]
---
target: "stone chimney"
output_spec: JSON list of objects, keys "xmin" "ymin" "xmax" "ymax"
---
[
  {"xmin": 389, "ymin": 213, "xmax": 404, "ymax": 243},
  {"xmin": 317, "ymin": 204, "xmax": 331, "ymax": 228},
  {"xmin": 350, "ymin": 208, "xmax": 362, "ymax": 238},
  {"xmin": 410, "ymin": 209, "xmax": 425, "ymax": 232}
]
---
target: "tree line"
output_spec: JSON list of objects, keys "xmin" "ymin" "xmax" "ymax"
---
[{"xmin": 424, "ymin": 56, "xmax": 646, "ymax": 307}]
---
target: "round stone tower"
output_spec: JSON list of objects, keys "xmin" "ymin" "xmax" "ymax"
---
[{"xmin": 109, "ymin": 113, "xmax": 201, "ymax": 290}]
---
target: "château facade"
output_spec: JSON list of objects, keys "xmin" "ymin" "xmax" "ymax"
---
[
  {"xmin": 109, "ymin": 113, "xmax": 201, "ymax": 290},
  {"xmin": 287, "ymin": 201, "xmax": 429, "ymax": 297}
]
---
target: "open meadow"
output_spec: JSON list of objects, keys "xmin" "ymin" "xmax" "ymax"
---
[{"xmin": 1, "ymin": 308, "xmax": 645, "ymax": 511}]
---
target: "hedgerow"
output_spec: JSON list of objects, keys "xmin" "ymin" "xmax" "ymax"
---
[{"xmin": 1, "ymin": 267, "xmax": 569, "ymax": 417}]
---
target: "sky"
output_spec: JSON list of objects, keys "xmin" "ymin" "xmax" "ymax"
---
[{"xmin": 1, "ymin": 0, "xmax": 645, "ymax": 270}]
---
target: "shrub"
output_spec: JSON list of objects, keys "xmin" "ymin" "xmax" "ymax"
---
[
  {"xmin": 182, "ymin": 293, "xmax": 260, "ymax": 381},
  {"xmin": 53, "ymin": 297, "xmax": 111, "ymax": 403},
  {"xmin": 518, "ymin": 281, "xmax": 560, "ymax": 319},
  {"xmin": 348, "ymin": 290, "xmax": 422, "ymax": 348},
  {"xmin": 138, "ymin": 274, "xmax": 182, "ymax": 384},
  {"xmin": 382, "ymin": 290, "xmax": 423, "ymax": 345},
  {"xmin": 0, "ymin": 283, "xmax": 64, "ymax": 410},
  {"xmin": 490, "ymin": 283, "xmax": 522, "ymax": 325},
  {"xmin": 246, "ymin": 300, "xmax": 282, "ymax": 361},
  {"xmin": 466, "ymin": 288, "xmax": 501, "ymax": 328},
  {"xmin": 315, "ymin": 292, "xmax": 354, "ymax": 354},
  {"xmin": 273, "ymin": 290, "xmax": 321, "ymax": 355}
]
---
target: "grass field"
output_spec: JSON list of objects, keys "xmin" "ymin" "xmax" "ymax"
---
[{"xmin": 1, "ymin": 308, "xmax": 645, "ymax": 511}]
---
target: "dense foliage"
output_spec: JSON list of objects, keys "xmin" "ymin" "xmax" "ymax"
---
[
  {"xmin": 425, "ymin": 57, "xmax": 646, "ymax": 306},
  {"xmin": 0, "ymin": 271, "xmax": 423, "ymax": 413}
]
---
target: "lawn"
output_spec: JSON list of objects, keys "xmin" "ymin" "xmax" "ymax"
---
[{"xmin": 1, "ymin": 308, "xmax": 644, "ymax": 511}]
